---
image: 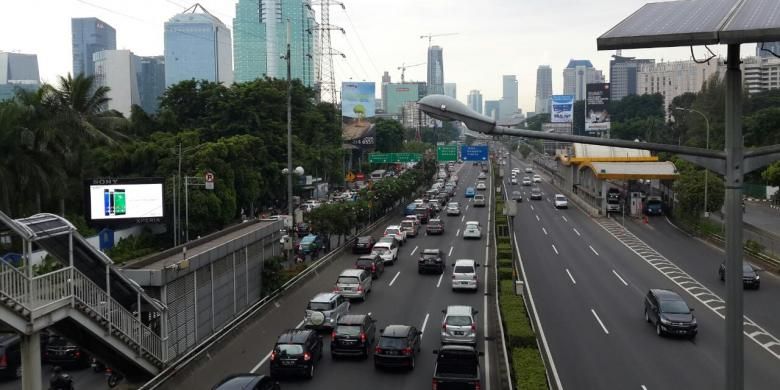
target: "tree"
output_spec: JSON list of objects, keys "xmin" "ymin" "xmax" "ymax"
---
[
  {"xmin": 762, "ymin": 161, "xmax": 780, "ymax": 187},
  {"xmin": 374, "ymin": 118, "xmax": 405, "ymax": 152},
  {"xmin": 524, "ymin": 113, "xmax": 550, "ymax": 131},
  {"xmin": 744, "ymin": 107, "xmax": 780, "ymax": 147},
  {"xmin": 672, "ymin": 159, "xmax": 725, "ymax": 219}
]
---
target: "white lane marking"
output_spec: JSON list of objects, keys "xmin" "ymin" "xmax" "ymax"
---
[
  {"xmin": 420, "ymin": 313, "xmax": 430, "ymax": 339},
  {"xmin": 573, "ymin": 228, "xmax": 581, "ymax": 237},
  {"xmin": 466, "ymin": 205, "xmax": 470, "ymax": 210},
  {"xmin": 591, "ymin": 309, "xmax": 610, "ymax": 335},
  {"xmin": 562, "ymin": 216, "xmax": 568, "ymax": 222},
  {"xmin": 535, "ymin": 214, "xmax": 540, "ymax": 222},
  {"xmin": 448, "ymin": 246, "xmax": 454, "ymax": 257},
  {"xmin": 436, "ymin": 273, "xmax": 444, "ymax": 288},
  {"xmin": 612, "ymin": 270, "xmax": 629, "ymax": 286},
  {"xmin": 566, "ymin": 268, "xmax": 576, "ymax": 285},
  {"xmin": 456, "ymin": 229, "xmax": 461, "ymax": 237},
  {"xmin": 552, "ymin": 244, "xmax": 559, "ymax": 255},
  {"xmin": 388, "ymin": 271, "xmax": 401, "ymax": 286},
  {"xmin": 641, "ymin": 386, "xmax": 648, "ymax": 390},
  {"xmin": 250, "ymin": 319, "xmax": 305, "ymax": 373},
  {"xmin": 542, "ymin": 227, "xmax": 548, "ymax": 235},
  {"xmin": 410, "ymin": 246, "xmax": 418, "ymax": 256},
  {"xmin": 461, "ymin": 215, "xmax": 465, "ymax": 222},
  {"xmin": 530, "ymin": 204, "xmax": 535, "ymax": 211},
  {"xmin": 589, "ymin": 245, "xmax": 599, "ymax": 256}
]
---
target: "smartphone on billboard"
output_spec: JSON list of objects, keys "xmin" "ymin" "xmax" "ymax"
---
[
  {"xmin": 104, "ymin": 189, "xmax": 110, "ymax": 216},
  {"xmin": 114, "ymin": 189, "xmax": 126, "ymax": 215},
  {"xmin": 109, "ymin": 190, "xmax": 115, "ymax": 215}
]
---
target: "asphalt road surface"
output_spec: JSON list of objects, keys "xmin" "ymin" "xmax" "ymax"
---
[
  {"xmin": 159, "ymin": 162, "xmax": 501, "ymax": 390},
  {"xmin": 504, "ymin": 153, "xmax": 780, "ymax": 390}
]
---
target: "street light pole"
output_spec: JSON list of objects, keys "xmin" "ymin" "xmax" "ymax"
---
[
  {"xmin": 286, "ymin": 19, "xmax": 294, "ymax": 261},
  {"xmin": 674, "ymin": 106, "xmax": 711, "ymax": 217}
]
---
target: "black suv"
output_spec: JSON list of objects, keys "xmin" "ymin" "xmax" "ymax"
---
[
  {"xmin": 644, "ymin": 289, "xmax": 697, "ymax": 338},
  {"xmin": 0, "ymin": 334, "xmax": 21, "ymax": 379},
  {"xmin": 352, "ymin": 236, "xmax": 376, "ymax": 254},
  {"xmin": 431, "ymin": 345, "xmax": 482, "ymax": 390},
  {"xmin": 374, "ymin": 325, "xmax": 421, "ymax": 370},
  {"xmin": 45, "ymin": 335, "xmax": 91, "ymax": 368},
  {"xmin": 418, "ymin": 249, "xmax": 446, "ymax": 274},
  {"xmin": 331, "ymin": 314, "xmax": 377, "ymax": 359},
  {"xmin": 269, "ymin": 329, "xmax": 323, "ymax": 379},
  {"xmin": 355, "ymin": 254, "xmax": 384, "ymax": 279},
  {"xmin": 718, "ymin": 262, "xmax": 760, "ymax": 289},
  {"xmin": 212, "ymin": 374, "xmax": 280, "ymax": 390}
]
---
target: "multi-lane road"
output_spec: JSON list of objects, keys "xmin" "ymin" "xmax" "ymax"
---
[
  {"xmin": 503, "ymin": 152, "xmax": 780, "ymax": 390},
  {"xmin": 159, "ymin": 162, "xmax": 502, "ymax": 389}
]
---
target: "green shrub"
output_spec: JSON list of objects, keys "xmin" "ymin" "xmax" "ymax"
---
[
  {"xmin": 512, "ymin": 347, "xmax": 548, "ymax": 390},
  {"xmin": 499, "ymin": 280, "xmax": 536, "ymax": 348},
  {"xmin": 498, "ymin": 258, "xmax": 513, "ymax": 268},
  {"xmin": 497, "ymin": 236, "xmax": 511, "ymax": 247},
  {"xmin": 498, "ymin": 267, "xmax": 513, "ymax": 280}
]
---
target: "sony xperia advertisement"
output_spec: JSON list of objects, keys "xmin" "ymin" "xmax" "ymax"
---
[{"xmin": 86, "ymin": 178, "xmax": 164, "ymax": 223}]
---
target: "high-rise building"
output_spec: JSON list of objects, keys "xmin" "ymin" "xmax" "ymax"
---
[
  {"xmin": 383, "ymin": 82, "xmax": 426, "ymax": 115},
  {"xmin": 757, "ymin": 42, "xmax": 780, "ymax": 58},
  {"xmin": 381, "ymin": 71, "xmax": 391, "ymax": 111},
  {"xmin": 0, "ymin": 52, "xmax": 40, "ymax": 101},
  {"xmin": 563, "ymin": 59, "xmax": 604, "ymax": 100},
  {"xmin": 72, "ymin": 18, "xmax": 116, "ymax": 77},
  {"xmin": 137, "ymin": 56, "xmax": 166, "ymax": 113},
  {"xmin": 444, "ymin": 83, "xmax": 457, "ymax": 99},
  {"xmin": 467, "ymin": 90, "xmax": 483, "ymax": 114},
  {"xmin": 164, "ymin": 4, "xmax": 233, "ymax": 87},
  {"xmin": 637, "ymin": 59, "xmax": 722, "ymax": 116},
  {"xmin": 534, "ymin": 65, "xmax": 552, "ymax": 114},
  {"xmin": 427, "ymin": 46, "xmax": 444, "ymax": 95},
  {"xmin": 500, "ymin": 75, "xmax": 518, "ymax": 120},
  {"xmin": 484, "ymin": 100, "xmax": 501, "ymax": 120},
  {"xmin": 233, "ymin": 0, "xmax": 316, "ymax": 85},
  {"xmin": 609, "ymin": 55, "xmax": 654, "ymax": 101},
  {"xmin": 737, "ymin": 56, "xmax": 780, "ymax": 95},
  {"xmin": 93, "ymin": 50, "xmax": 140, "ymax": 117},
  {"xmin": 401, "ymin": 101, "xmax": 433, "ymax": 129}
]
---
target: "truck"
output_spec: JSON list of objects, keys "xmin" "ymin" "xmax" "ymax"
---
[{"xmin": 606, "ymin": 188, "xmax": 622, "ymax": 213}]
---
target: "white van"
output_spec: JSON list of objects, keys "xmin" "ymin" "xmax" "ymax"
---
[
  {"xmin": 371, "ymin": 240, "xmax": 399, "ymax": 265},
  {"xmin": 370, "ymin": 170, "xmax": 387, "ymax": 180},
  {"xmin": 451, "ymin": 259, "xmax": 480, "ymax": 291}
]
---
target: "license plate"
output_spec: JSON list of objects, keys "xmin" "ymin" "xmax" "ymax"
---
[
  {"xmin": 282, "ymin": 360, "xmax": 295, "ymax": 366},
  {"xmin": 454, "ymin": 331, "xmax": 464, "ymax": 335},
  {"xmin": 342, "ymin": 340, "xmax": 356, "ymax": 345},
  {"xmin": 343, "ymin": 287, "xmax": 353, "ymax": 291},
  {"xmin": 461, "ymin": 281, "xmax": 469, "ymax": 285},
  {"xmin": 386, "ymin": 350, "xmax": 397, "ymax": 355}
]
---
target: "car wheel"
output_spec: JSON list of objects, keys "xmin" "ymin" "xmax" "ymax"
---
[
  {"xmin": 307, "ymin": 363, "xmax": 315, "ymax": 379},
  {"xmin": 720, "ymin": 273, "xmax": 724, "ymax": 281},
  {"xmin": 644, "ymin": 309, "xmax": 650, "ymax": 323},
  {"xmin": 409, "ymin": 356, "xmax": 415, "ymax": 370},
  {"xmin": 689, "ymin": 332, "xmax": 697, "ymax": 340},
  {"xmin": 656, "ymin": 323, "xmax": 663, "ymax": 337}
]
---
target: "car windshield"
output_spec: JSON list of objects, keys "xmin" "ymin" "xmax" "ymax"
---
[
  {"xmin": 307, "ymin": 301, "xmax": 332, "ymax": 311},
  {"xmin": 275, "ymin": 344, "xmax": 303, "ymax": 356},
  {"xmin": 337, "ymin": 276, "xmax": 359, "ymax": 285},
  {"xmin": 448, "ymin": 203, "xmax": 459, "ymax": 208},
  {"xmin": 742, "ymin": 264, "xmax": 755, "ymax": 273},
  {"xmin": 378, "ymin": 336, "xmax": 407, "ymax": 349},
  {"xmin": 335, "ymin": 325, "xmax": 361, "ymax": 336},
  {"xmin": 647, "ymin": 199, "xmax": 662, "ymax": 205},
  {"xmin": 454, "ymin": 266, "xmax": 474, "ymax": 274},
  {"xmin": 385, "ymin": 228, "xmax": 400, "ymax": 235},
  {"xmin": 446, "ymin": 315, "xmax": 472, "ymax": 326},
  {"xmin": 400, "ymin": 221, "xmax": 414, "ymax": 228},
  {"xmin": 436, "ymin": 355, "xmax": 478, "ymax": 377},
  {"xmin": 372, "ymin": 247, "xmax": 388, "ymax": 254},
  {"xmin": 659, "ymin": 300, "xmax": 690, "ymax": 314},
  {"xmin": 466, "ymin": 223, "xmax": 479, "ymax": 229},
  {"xmin": 356, "ymin": 259, "xmax": 374, "ymax": 267},
  {"xmin": 556, "ymin": 196, "xmax": 566, "ymax": 201},
  {"xmin": 357, "ymin": 237, "xmax": 371, "ymax": 243}
]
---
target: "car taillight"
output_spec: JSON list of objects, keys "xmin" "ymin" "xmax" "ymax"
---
[
  {"xmin": 375, "ymin": 346, "xmax": 382, "ymax": 354},
  {"xmin": 74, "ymin": 351, "xmax": 80, "ymax": 358},
  {"xmin": 270, "ymin": 351, "xmax": 277, "ymax": 361},
  {"xmin": 452, "ymin": 275, "xmax": 456, "ymax": 279},
  {"xmin": 432, "ymin": 379, "xmax": 438, "ymax": 390},
  {"xmin": 360, "ymin": 332, "xmax": 367, "ymax": 343},
  {"xmin": 442, "ymin": 323, "xmax": 447, "ymax": 331},
  {"xmin": 371, "ymin": 264, "xmax": 376, "ymax": 272},
  {"xmin": 357, "ymin": 285, "xmax": 364, "ymax": 292},
  {"xmin": 474, "ymin": 381, "xmax": 481, "ymax": 390},
  {"xmin": 332, "ymin": 331, "xmax": 337, "ymax": 341},
  {"xmin": 402, "ymin": 347, "xmax": 413, "ymax": 356},
  {"xmin": 303, "ymin": 352, "xmax": 312, "ymax": 361},
  {"xmin": 471, "ymin": 323, "xmax": 477, "ymax": 332},
  {"xmin": 0, "ymin": 353, "xmax": 6, "ymax": 368},
  {"xmin": 472, "ymin": 275, "xmax": 477, "ymax": 280}
]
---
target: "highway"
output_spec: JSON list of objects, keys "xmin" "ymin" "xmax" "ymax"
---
[
  {"xmin": 159, "ymin": 162, "xmax": 502, "ymax": 389},
  {"xmin": 503, "ymin": 152, "xmax": 780, "ymax": 390}
]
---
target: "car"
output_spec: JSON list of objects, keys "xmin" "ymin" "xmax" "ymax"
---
[
  {"xmin": 431, "ymin": 345, "xmax": 482, "ymax": 390},
  {"xmin": 510, "ymin": 176, "xmax": 518, "ymax": 185},
  {"xmin": 355, "ymin": 254, "xmax": 385, "ymax": 279},
  {"xmin": 303, "ymin": 292, "xmax": 350, "ymax": 330},
  {"xmin": 405, "ymin": 202, "xmax": 419, "ymax": 216},
  {"xmin": 335, "ymin": 269, "xmax": 372, "ymax": 301},
  {"xmin": 0, "ymin": 334, "xmax": 21, "ymax": 379},
  {"xmin": 296, "ymin": 234, "xmax": 323, "ymax": 256},
  {"xmin": 374, "ymin": 325, "xmax": 422, "ymax": 370},
  {"xmin": 296, "ymin": 222, "xmax": 310, "ymax": 237},
  {"xmin": 511, "ymin": 190, "xmax": 523, "ymax": 202},
  {"xmin": 372, "ymin": 240, "xmax": 399, "ymax": 265},
  {"xmin": 418, "ymin": 248, "xmax": 446, "ymax": 274},
  {"xmin": 44, "ymin": 335, "xmax": 91, "ymax": 368},
  {"xmin": 426, "ymin": 218, "xmax": 445, "ymax": 235},
  {"xmin": 462, "ymin": 221, "xmax": 482, "ymax": 239},
  {"xmin": 644, "ymin": 289, "xmax": 697, "ymax": 338},
  {"xmin": 416, "ymin": 206, "xmax": 432, "ymax": 224},
  {"xmin": 331, "ymin": 314, "xmax": 377, "ymax": 359},
  {"xmin": 477, "ymin": 172, "xmax": 487, "ymax": 180},
  {"xmin": 446, "ymin": 202, "xmax": 461, "ymax": 216},
  {"xmin": 525, "ymin": 167, "xmax": 533, "ymax": 173},
  {"xmin": 511, "ymin": 168, "xmax": 520, "ymax": 175},
  {"xmin": 532, "ymin": 174, "xmax": 542, "ymax": 183},
  {"xmin": 475, "ymin": 182, "xmax": 486, "ymax": 191},
  {"xmin": 440, "ymin": 305, "xmax": 478, "ymax": 345},
  {"xmin": 521, "ymin": 177, "xmax": 532, "ymax": 186},
  {"xmin": 718, "ymin": 262, "xmax": 761, "ymax": 289},
  {"xmin": 436, "ymin": 192, "xmax": 450, "ymax": 205},
  {"xmin": 400, "ymin": 219, "xmax": 419, "ymax": 238},
  {"xmin": 464, "ymin": 187, "xmax": 476, "ymax": 198},
  {"xmin": 530, "ymin": 187, "xmax": 543, "ymax": 200},
  {"xmin": 451, "ymin": 259, "xmax": 480, "ymax": 291},
  {"xmin": 473, "ymin": 194, "xmax": 486, "ymax": 207},
  {"xmin": 554, "ymin": 194, "xmax": 568, "ymax": 209},
  {"xmin": 450, "ymin": 175, "xmax": 459, "ymax": 184},
  {"xmin": 212, "ymin": 374, "xmax": 280, "ymax": 390},
  {"xmin": 269, "ymin": 329, "xmax": 323, "ymax": 379},
  {"xmin": 383, "ymin": 225, "xmax": 407, "ymax": 244},
  {"xmin": 644, "ymin": 196, "xmax": 664, "ymax": 215},
  {"xmin": 352, "ymin": 236, "xmax": 376, "ymax": 254}
]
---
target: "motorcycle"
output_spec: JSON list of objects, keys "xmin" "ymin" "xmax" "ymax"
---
[
  {"xmin": 49, "ymin": 372, "xmax": 74, "ymax": 390},
  {"xmin": 105, "ymin": 368, "xmax": 124, "ymax": 388}
]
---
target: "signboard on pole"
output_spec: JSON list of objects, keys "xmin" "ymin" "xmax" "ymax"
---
[
  {"xmin": 437, "ymin": 145, "xmax": 458, "ymax": 162},
  {"xmin": 550, "ymin": 95, "xmax": 575, "ymax": 123},
  {"xmin": 368, "ymin": 152, "xmax": 422, "ymax": 164},
  {"xmin": 204, "ymin": 171, "xmax": 215, "ymax": 190},
  {"xmin": 341, "ymin": 82, "xmax": 376, "ymax": 119},
  {"xmin": 461, "ymin": 145, "xmax": 489, "ymax": 161},
  {"xmin": 84, "ymin": 177, "xmax": 165, "ymax": 224},
  {"xmin": 585, "ymin": 83, "xmax": 611, "ymax": 134}
]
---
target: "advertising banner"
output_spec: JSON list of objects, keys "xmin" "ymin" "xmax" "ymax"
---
[
  {"xmin": 550, "ymin": 95, "xmax": 574, "ymax": 123},
  {"xmin": 585, "ymin": 83, "xmax": 611, "ymax": 133},
  {"xmin": 85, "ymin": 178, "xmax": 165, "ymax": 224},
  {"xmin": 341, "ymin": 82, "xmax": 376, "ymax": 119}
]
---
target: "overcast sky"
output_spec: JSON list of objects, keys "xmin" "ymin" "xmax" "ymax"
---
[{"xmin": 2, "ymin": 0, "xmax": 754, "ymax": 113}]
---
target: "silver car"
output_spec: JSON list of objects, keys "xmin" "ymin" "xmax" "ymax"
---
[
  {"xmin": 440, "ymin": 305, "xmax": 478, "ymax": 345},
  {"xmin": 451, "ymin": 259, "xmax": 480, "ymax": 291},
  {"xmin": 446, "ymin": 202, "xmax": 461, "ymax": 216},
  {"xmin": 335, "ymin": 269, "xmax": 372, "ymax": 301},
  {"xmin": 304, "ymin": 292, "xmax": 350, "ymax": 330}
]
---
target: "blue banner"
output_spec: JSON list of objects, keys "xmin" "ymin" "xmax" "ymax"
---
[
  {"xmin": 551, "ymin": 95, "xmax": 574, "ymax": 123},
  {"xmin": 461, "ymin": 145, "xmax": 489, "ymax": 161}
]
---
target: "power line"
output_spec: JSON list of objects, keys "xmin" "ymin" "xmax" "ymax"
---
[
  {"xmin": 341, "ymin": 8, "xmax": 380, "ymax": 76},
  {"xmin": 340, "ymin": 32, "xmax": 371, "ymax": 81}
]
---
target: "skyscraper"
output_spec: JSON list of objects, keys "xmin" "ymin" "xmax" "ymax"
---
[
  {"xmin": 444, "ymin": 83, "xmax": 457, "ymax": 99},
  {"xmin": 0, "ymin": 52, "xmax": 40, "ymax": 101},
  {"xmin": 72, "ymin": 18, "xmax": 116, "ymax": 77},
  {"xmin": 92, "ymin": 50, "xmax": 140, "ymax": 117},
  {"xmin": 757, "ymin": 42, "xmax": 780, "ymax": 58},
  {"xmin": 534, "ymin": 65, "xmax": 552, "ymax": 114},
  {"xmin": 500, "ymin": 75, "xmax": 518, "ymax": 121},
  {"xmin": 484, "ymin": 100, "xmax": 500, "ymax": 120},
  {"xmin": 137, "ymin": 56, "xmax": 166, "ymax": 113},
  {"xmin": 233, "ymin": 0, "xmax": 316, "ymax": 85},
  {"xmin": 164, "ymin": 4, "xmax": 233, "ymax": 87},
  {"xmin": 563, "ymin": 59, "xmax": 604, "ymax": 100},
  {"xmin": 381, "ymin": 71, "xmax": 391, "ymax": 111},
  {"xmin": 467, "ymin": 90, "xmax": 483, "ymax": 114},
  {"xmin": 609, "ymin": 55, "xmax": 654, "ymax": 101},
  {"xmin": 637, "ymin": 59, "xmax": 722, "ymax": 116},
  {"xmin": 427, "ymin": 46, "xmax": 444, "ymax": 95}
]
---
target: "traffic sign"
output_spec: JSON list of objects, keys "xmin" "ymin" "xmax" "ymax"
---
[
  {"xmin": 368, "ymin": 153, "xmax": 422, "ymax": 164},
  {"xmin": 437, "ymin": 145, "xmax": 458, "ymax": 162},
  {"xmin": 204, "ymin": 171, "xmax": 215, "ymax": 190},
  {"xmin": 461, "ymin": 145, "xmax": 489, "ymax": 161},
  {"xmin": 345, "ymin": 171, "xmax": 356, "ymax": 182}
]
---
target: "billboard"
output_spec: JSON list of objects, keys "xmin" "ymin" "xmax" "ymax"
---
[
  {"xmin": 461, "ymin": 145, "xmax": 489, "ymax": 161},
  {"xmin": 85, "ymin": 178, "xmax": 165, "ymax": 224},
  {"xmin": 341, "ymin": 82, "xmax": 376, "ymax": 119},
  {"xmin": 550, "ymin": 95, "xmax": 574, "ymax": 123},
  {"xmin": 585, "ymin": 83, "xmax": 611, "ymax": 133}
]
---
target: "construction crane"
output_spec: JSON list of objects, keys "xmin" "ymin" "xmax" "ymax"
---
[
  {"xmin": 397, "ymin": 62, "xmax": 425, "ymax": 83},
  {"xmin": 420, "ymin": 32, "xmax": 459, "ymax": 47}
]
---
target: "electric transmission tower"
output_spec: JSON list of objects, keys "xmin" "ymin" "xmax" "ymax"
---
[{"xmin": 313, "ymin": 0, "xmax": 345, "ymax": 104}]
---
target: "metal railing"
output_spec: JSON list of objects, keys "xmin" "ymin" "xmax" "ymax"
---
[
  {"xmin": 30, "ymin": 267, "xmax": 71, "ymax": 310},
  {"xmin": 0, "ymin": 259, "xmax": 29, "ymax": 308}
]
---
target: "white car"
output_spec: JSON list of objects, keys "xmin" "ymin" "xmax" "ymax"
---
[
  {"xmin": 446, "ymin": 202, "xmax": 461, "ymax": 216},
  {"xmin": 404, "ymin": 215, "xmax": 421, "ymax": 226},
  {"xmin": 371, "ymin": 240, "xmax": 399, "ymax": 264},
  {"xmin": 476, "ymin": 182, "xmax": 487, "ymax": 191},
  {"xmin": 384, "ymin": 225, "xmax": 407, "ymax": 244},
  {"xmin": 462, "ymin": 221, "xmax": 482, "ymax": 239},
  {"xmin": 525, "ymin": 167, "xmax": 533, "ymax": 173},
  {"xmin": 414, "ymin": 198, "xmax": 425, "ymax": 206},
  {"xmin": 512, "ymin": 168, "xmax": 520, "ymax": 175},
  {"xmin": 522, "ymin": 177, "xmax": 532, "ymax": 186},
  {"xmin": 510, "ymin": 176, "xmax": 518, "ymax": 185},
  {"xmin": 554, "ymin": 194, "xmax": 569, "ymax": 209},
  {"xmin": 451, "ymin": 259, "xmax": 480, "ymax": 291},
  {"xmin": 533, "ymin": 174, "xmax": 542, "ymax": 183}
]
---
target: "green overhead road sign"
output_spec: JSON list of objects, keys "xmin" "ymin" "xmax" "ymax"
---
[
  {"xmin": 437, "ymin": 145, "xmax": 458, "ymax": 162},
  {"xmin": 368, "ymin": 152, "xmax": 422, "ymax": 164}
]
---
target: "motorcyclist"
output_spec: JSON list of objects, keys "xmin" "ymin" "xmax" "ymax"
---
[{"xmin": 49, "ymin": 366, "xmax": 73, "ymax": 390}]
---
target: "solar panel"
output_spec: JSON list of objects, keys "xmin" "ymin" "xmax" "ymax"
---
[{"xmin": 721, "ymin": 0, "xmax": 780, "ymax": 43}]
